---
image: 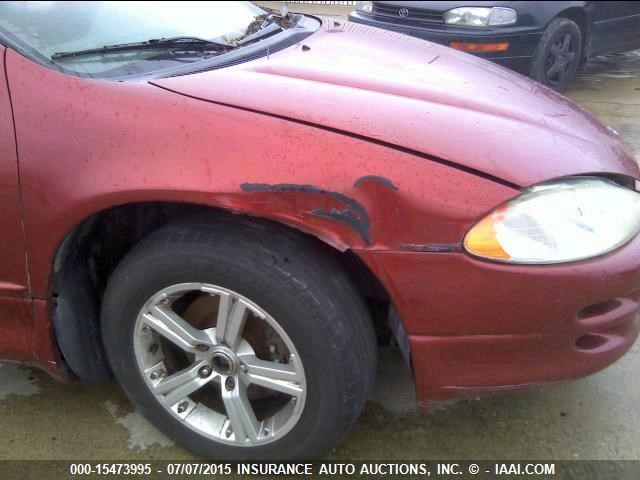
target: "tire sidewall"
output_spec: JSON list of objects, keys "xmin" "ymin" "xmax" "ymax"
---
[
  {"xmin": 531, "ymin": 18, "xmax": 582, "ymax": 92},
  {"xmin": 102, "ymin": 245, "xmax": 352, "ymax": 460}
]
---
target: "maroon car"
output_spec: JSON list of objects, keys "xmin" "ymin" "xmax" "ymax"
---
[{"xmin": 0, "ymin": 1, "xmax": 639, "ymax": 460}]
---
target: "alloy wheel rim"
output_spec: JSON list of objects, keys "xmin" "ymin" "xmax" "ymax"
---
[
  {"xmin": 133, "ymin": 283, "xmax": 307, "ymax": 447},
  {"xmin": 545, "ymin": 32, "xmax": 577, "ymax": 85}
]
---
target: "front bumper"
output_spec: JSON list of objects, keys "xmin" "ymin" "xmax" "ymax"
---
[
  {"xmin": 349, "ymin": 11, "xmax": 543, "ymax": 74},
  {"xmin": 356, "ymin": 234, "xmax": 640, "ymax": 405}
]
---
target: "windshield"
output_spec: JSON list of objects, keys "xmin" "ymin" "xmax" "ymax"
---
[{"xmin": 0, "ymin": 1, "xmax": 268, "ymax": 78}]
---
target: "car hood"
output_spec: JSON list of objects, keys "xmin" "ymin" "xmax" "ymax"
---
[
  {"xmin": 151, "ymin": 19, "xmax": 638, "ymax": 187},
  {"xmin": 374, "ymin": 1, "xmax": 501, "ymax": 10}
]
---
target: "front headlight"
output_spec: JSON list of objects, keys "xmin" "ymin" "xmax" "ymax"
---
[
  {"xmin": 464, "ymin": 177, "xmax": 640, "ymax": 264},
  {"xmin": 444, "ymin": 7, "xmax": 517, "ymax": 27},
  {"xmin": 356, "ymin": 1, "xmax": 373, "ymax": 13}
]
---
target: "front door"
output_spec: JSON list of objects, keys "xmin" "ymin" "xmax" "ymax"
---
[{"xmin": 0, "ymin": 44, "xmax": 32, "ymax": 360}]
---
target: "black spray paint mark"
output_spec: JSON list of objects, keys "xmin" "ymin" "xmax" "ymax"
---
[
  {"xmin": 240, "ymin": 183, "xmax": 325, "ymax": 194},
  {"xmin": 397, "ymin": 243, "xmax": 460, "ymax": 253},
  {"xmin": 353, "ymin": 175, "xmax": 399, "ymax": 191}
]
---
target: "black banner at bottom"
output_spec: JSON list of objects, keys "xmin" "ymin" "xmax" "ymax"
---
[{"xmin": 1, "ymin": 460, "xmax": 638, "ymax": 479}]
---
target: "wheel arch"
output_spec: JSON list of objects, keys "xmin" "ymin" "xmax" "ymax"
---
[{"xmin": 51, "ymin": 200, "xmax": 394, "ymax": 383}]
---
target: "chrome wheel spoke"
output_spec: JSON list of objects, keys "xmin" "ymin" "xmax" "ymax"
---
[
  {"xmin": 241, "ymin": 355, "xmax": 303, "ymax": 397},
  {"xmin": 222, "ymin": 379, "xmax": 262, "ymax": 442},
  {"xmin": 135, "ymin": 283, "xmax": 306, "ymax": 446},
  {"xmin": 215, "ymin": 295, "xmax": 249, "ymax": 350},
  {"xmin": 143, "ymin": 305, "xmax": 211, "ymax": 353},
  {"xmin": 153, "ymin": 360, "xmax": 213, "ymax": 407}
]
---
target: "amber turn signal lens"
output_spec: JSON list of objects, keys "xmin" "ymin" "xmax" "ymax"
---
[
  {"xmin": 450, "ymin": 42, "xmax": 509, "ymax": 52},
  {"xmin": 463, "ymin": 214, "xmax": 511, "ymax": 260}
]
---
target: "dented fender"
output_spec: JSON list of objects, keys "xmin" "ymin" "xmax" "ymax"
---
[{"xmin": 5, "ymin": 49, "xmax": 519, "ymax": 300}]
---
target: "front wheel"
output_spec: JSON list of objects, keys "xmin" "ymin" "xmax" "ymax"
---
[
  {"xmin": 101, "ymin": 217, "xmax": 377, "ymax": 460},
  {"xmin": 529, "ymin": 18, "xmax": 582, "ymax": 92}
]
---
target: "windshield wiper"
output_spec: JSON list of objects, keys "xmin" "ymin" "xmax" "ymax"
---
[
  {"xmin": 233, "ymin": 11, "xmax": 297, "ymax": 46},
  {"xmin": 51, "ymin": 36, "xmax": 234, "ymax": 61},
  {"xmin": 236, "ymin": 15, "xmax": 281, "ymax": 46}
]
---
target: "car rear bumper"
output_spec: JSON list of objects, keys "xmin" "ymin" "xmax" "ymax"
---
[
  {"xmin": 356, "ymin": 233, "xmax": 640, "ymax": 405},
  {"xmin": 348, "ymin": 12, "xmax": 543, "ymax": 74}
]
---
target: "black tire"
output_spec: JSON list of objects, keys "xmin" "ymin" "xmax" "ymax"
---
[
  {"xmin": 529, "ymin": 17, "xmax": 582, "ymax": 92},
  {"xmin": 101, "ymin": 215, "xmax": 377, "ymax": 460}
]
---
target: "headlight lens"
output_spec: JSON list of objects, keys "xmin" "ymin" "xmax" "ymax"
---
[
  {"xmin": 356, "ymin": 1, "xmax": 373, "ymax": 13},
  {"xmin": 444, "ymin": 7, "xmax": 517, "ymax": 27},
  {"xmin": 488, "ymin": 7, "xmax": 518, "ymax": 26},
  {"xmin": 464, "ymin": 177, "xmax": 640, "ymax": 264}
]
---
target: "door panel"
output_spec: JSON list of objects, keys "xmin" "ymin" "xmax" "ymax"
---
[
  {"xmin": 0, "ymin": 46, "xmax": 26, "ymax": 286},
  {"xmin": 0, "ymin": 298, "xmax": 32, "ymax": 360},
  {"xmin": 0, "ymin": 45, "xmax": 32, "ymax": 360},
  {"xmin": 590, "ymin": 2, "xmax": 640, "ymax": 55}
]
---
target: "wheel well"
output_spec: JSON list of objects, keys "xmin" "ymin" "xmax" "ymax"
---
[{"xmin": 52, "ymin": 202, "xmax": 394, "ymax": 382}]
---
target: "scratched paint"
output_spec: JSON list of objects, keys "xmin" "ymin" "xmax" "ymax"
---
[{"xmin": 241, "ymin": 182, "xmax": 373, "ymax": 243}]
